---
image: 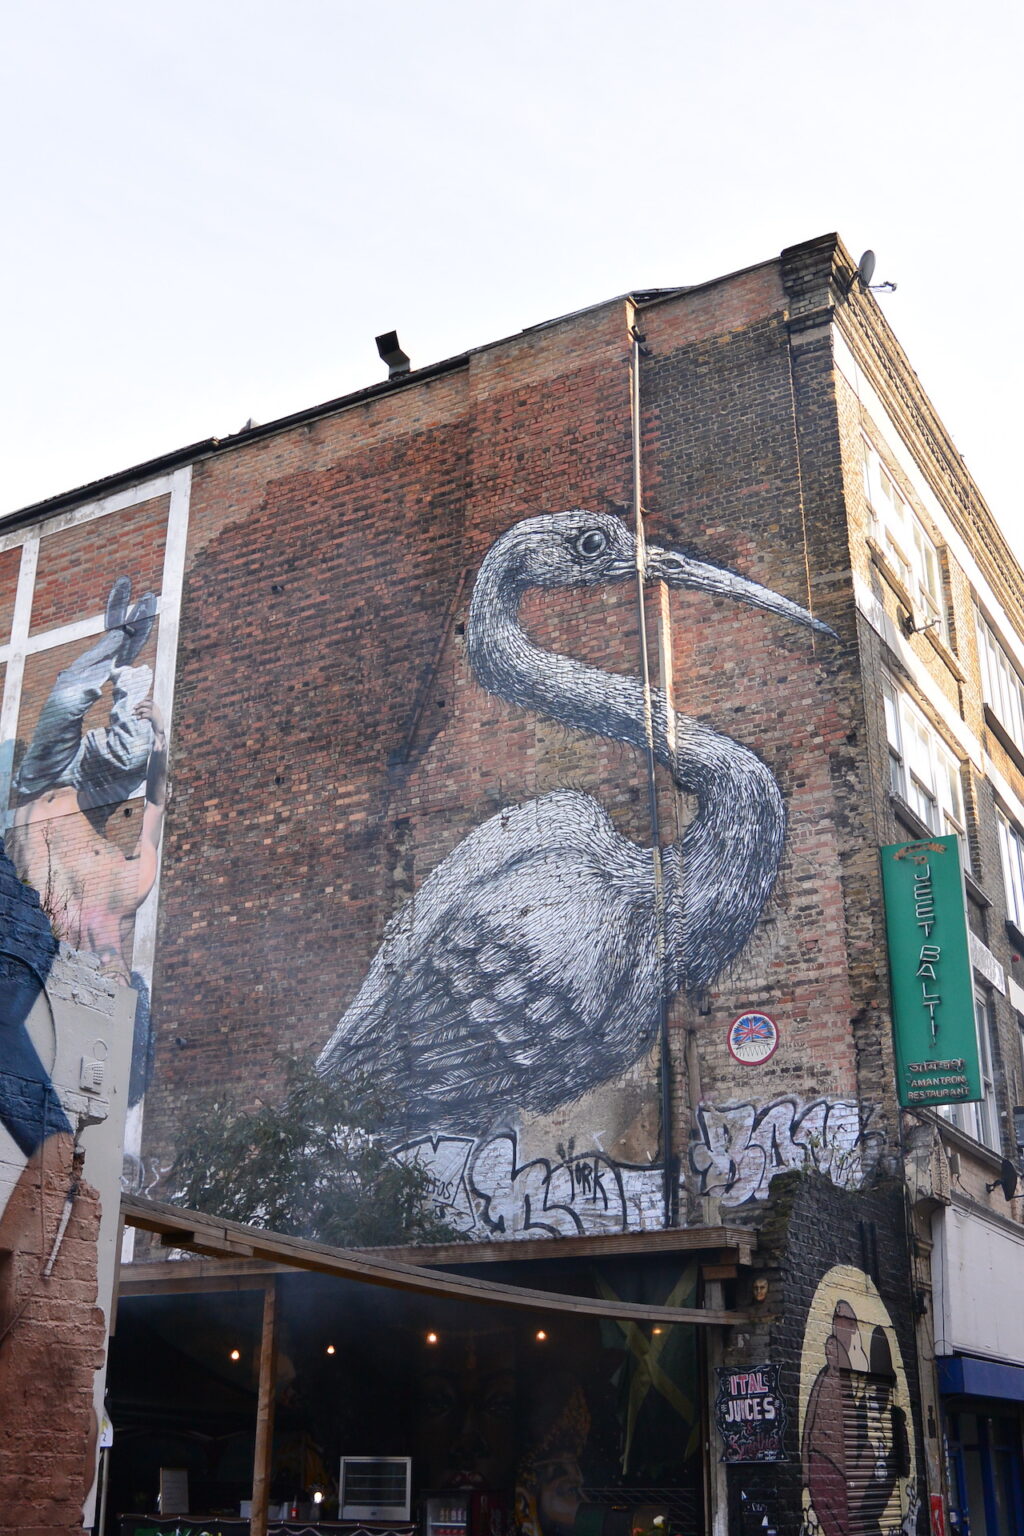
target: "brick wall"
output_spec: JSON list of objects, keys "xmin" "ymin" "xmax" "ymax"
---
[
  {"xmin": 722, "ymin": 1172, "xmax": 921, "ymax": 1536},
  {"xmin": 0, "ymin": 843, "xmax": 135, "ymax": 1532},
  {"xmin": 0, "ymin": 250, "xmax": 909, "ymax": 1243}
]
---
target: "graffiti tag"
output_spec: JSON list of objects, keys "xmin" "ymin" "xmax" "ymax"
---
[
  {"xmin": 690, "ymin": 1097, "xmax": 881, "ymax": 1207},
  {"xmin": 397, "ymin": 1132, "xmax": 665, "ymax": 1237}
]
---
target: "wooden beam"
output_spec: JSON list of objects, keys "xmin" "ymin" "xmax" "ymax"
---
[
  {"xmin": 121, "ymin": 1195, "xmax": 754, "ymax": 1327},
  {"xmin": 250, "ymin": 1277, "xmax": 277, "ymax": 1536},
  {"xmin": 359, "ymin": 1224, "xmax": 756, "ymax": 1269},
  {"xmin": 119, "ymin": 1227, "xmax": 754, "ymax": 1294}
]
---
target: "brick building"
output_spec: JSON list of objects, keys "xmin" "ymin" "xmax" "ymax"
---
[
  {"xmin": 3, "ymin": 232, "xmax": 1024, "ymax": 1534},
  {"xmin": 0, "ymin": 845, "xmax": 134, "ymax": 1533}
]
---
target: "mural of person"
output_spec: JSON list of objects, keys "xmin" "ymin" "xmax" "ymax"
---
[
  {"xmin": 800, "ymin": 1299, "xmax": 870, "ymax": 1536},
  {"xmin": 413, "ymin": 1327, "xmax": 519, "ymax": 1493},
  {"xmin": 861, "ymin": 1327, "xmax": 910, "ymax": 1536},
  {"xmin": 7, "ymin": 579, "xmax": 166, "ymax": 1104},
  {"xmin": 0, "ymin": 843, "xmax": 77, "ymax": 1360},
  {"xmin": 798, "ymin": 1267, "xmax": 917, "ymax": 1536},
  {"xmin": 514, "ymin": 1373, "xmax": 590, "ymax": 1536}
]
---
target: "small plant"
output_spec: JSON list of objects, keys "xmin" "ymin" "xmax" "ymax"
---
[
  {"xmin": 170, "ymin": 1054, "xmax": 464, "ymax": 1249},
  {"xmin": 15, "ymin": 825, "xmax": 79, "ymax": 944}
]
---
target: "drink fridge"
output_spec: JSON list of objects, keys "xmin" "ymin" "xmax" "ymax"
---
[{"xmin": 423, "ymin": 1490, "xmax": 506, "ymax": 1536}]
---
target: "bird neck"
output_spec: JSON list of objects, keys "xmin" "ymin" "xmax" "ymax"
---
[
  {"xmin": 467, "ymin": 570, "xmax": 787, "ymax": 995},
  {"xmin": 467, "ymin": 572, "xmax": 656, "ymax": 757},
  {"xmin": 664, "ymin": 717, "xmax": 786, "ymax": 993}
]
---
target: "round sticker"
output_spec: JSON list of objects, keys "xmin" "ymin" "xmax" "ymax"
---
[{"xmin": 727, "ymin": 1012, "xmax": 779, "ymax": 1064}]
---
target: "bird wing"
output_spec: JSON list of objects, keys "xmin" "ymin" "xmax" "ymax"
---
[{"xmin": 316, "ymin": 791, "xmax": 659, "ymax": 1136}]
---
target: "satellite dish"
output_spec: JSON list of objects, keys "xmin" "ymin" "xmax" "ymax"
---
[
  {"xmin": 986, "ymin": 1158, "xmax": 1020, "ymax": 1201},
  {"xmin": 858, "ymin": 250, "xmax": 877, "ymax": 287}
]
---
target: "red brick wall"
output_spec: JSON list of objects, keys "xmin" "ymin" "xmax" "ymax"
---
[
  {"xmin": 0, "ymin": 547, "xmax": 21, "ymax": 640},
  {"xmin": 2, "ymin": 253, "xmax": 892, "ymax": 1238},
  {"xmin": 132, "ymin": 272, "xmax": 877, "ymax": 1225},
  {"xmin": 0, "ymin": 1136, "xmax": 106, "ymax": 1535},
  {"xmin": 29, "ymin": 495, "xmax": 168, "ymax": 638}
]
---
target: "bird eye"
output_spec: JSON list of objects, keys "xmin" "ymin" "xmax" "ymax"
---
[{"xmin": 576, "ymin": 530, "xmax": 608, "ymax": 559}]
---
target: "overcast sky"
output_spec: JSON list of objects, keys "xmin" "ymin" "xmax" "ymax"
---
[{"xmin": 2, "ymin": 1, "xmax": 1021, "ymax": 556}]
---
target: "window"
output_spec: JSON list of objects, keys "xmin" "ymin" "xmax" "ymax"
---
[
  {"xmin": 976, "ymin": 608, "xmax": 1024, "ymax": 755},
  {"xmin": 883, "ymin": 676, "xmax": 970, "ymax": 866},
  {"xmin": 941, "ymin": 990, "xmax": 1000, "ymax": 1150},
  {"xmin": 862, "ymin": 437, "xmax": 946, "ymax": 637},
  {"xmin": 997, "ymin": 811, "xmax": 1024, "ymax": 931}
]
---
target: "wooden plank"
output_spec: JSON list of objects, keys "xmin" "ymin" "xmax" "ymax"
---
[
  {"xmin": 108, "ymin": 1209, "xmax": 125, "ymax": 1336},
  {"xmin": 700, "ymin": 1264, "xmax": 738, "ymax": 1281},
  {"xmin": 121, "ymin": 1270, "xmax": 287, "ymax": 1296},
  {"xmin": 250, "ymin": 1277, "xmax": 277, "ymax": 1536},
  {"xmin": 120, "ymin": 1196, "xmax": 755, "ymax": 1327},
  {"xmin": 125, "ymin": 1205, "xmax": 754, "ymax": 1271},
  {"xmin": 359, "ymin": 1224, "xmax": 756, "ymax": 1268}
]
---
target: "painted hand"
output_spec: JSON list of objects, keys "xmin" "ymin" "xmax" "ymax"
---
[{"xmin": 135, "ymin": 697, "xmax": 165, "ymax": 741}]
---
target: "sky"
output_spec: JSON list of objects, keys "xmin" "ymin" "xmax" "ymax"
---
[{"xmin": 2, "ymin": 1, "xmax": 1022, "ymax": 555}]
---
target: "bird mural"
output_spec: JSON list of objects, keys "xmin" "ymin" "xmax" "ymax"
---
[{"xmin": 317, "ymin": 511, "xmax": 832, "ymax": 1139}]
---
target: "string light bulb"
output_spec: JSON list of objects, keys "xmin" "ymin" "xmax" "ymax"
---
[
  {"xmin": 230, "ymin": 1348, "xmax": 241, "ymax": 1361},
  {"xmin": 426, "ymin": 1331, "xmax": 439, "ymax": 1345},
  {"xmin": 535, "ymin": 1330, "xmax": 548, "ymax": 1342},
  {"xmin": 326, "ymin": 1344, "xmax": 336, "ymax": 1356}
]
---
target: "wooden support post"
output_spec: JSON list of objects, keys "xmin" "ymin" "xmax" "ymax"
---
[
  {"xmin": 702, "ymin": 1281, "xmax": 728, "ymax": 1536},
  {"xmin": 250, "ymin": 1276, "xmax": 278, "ymax": 1536}
]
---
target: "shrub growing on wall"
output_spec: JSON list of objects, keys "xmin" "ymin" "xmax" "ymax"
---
[{"xmin": 170, "ymin": 1056, "xmax": 462, "ymax": 1248}]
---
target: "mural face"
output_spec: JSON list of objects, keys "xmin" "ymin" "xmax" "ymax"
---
[
  {"xmin": 317, "ymin": 511, "xmax": 838, "ymax": 1228},
  {"xmin": 7, "ymin": 580, "xmax": 167, "ymax": 1106},
  {"xmin": 799, "ymin": 1266, "xmax": 918, "ymax": 1536}
]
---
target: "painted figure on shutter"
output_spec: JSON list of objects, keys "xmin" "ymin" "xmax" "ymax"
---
[{"xmin": 799, "ymin": 1267, "xmax": 917, "ymax": 1536}]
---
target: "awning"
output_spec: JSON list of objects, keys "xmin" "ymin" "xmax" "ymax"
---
[
  {"xmin": 938, "ymin": 1354, "xmax": 1024, "ymax": 1403},
  {"xmin": 120, "ymin": 1193, "xmax": 755, "ymax": 1325}
]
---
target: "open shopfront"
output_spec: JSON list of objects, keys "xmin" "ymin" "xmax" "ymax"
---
[{"xmin": 106, "ymin": 1198, "xmax": 754, "ymax": 1536}]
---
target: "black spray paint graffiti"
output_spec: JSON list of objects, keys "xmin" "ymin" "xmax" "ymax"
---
[
  {"xmin": 400, "ymin": 1098, "xmax": 880, "ymax": 1238},
  {"xmin": 8, "ymin": 580, "xmax": 166, "ymax": 1106},
  {"xmin": 317, "ymin": 512, "xmax": 832, "ymax": 1140},
  {"xmin": 690, "ymin": 1098, "xmax": 883, "ymax": 1207},
  {"xmin": 398, "ymin": 1132, "xmax": 665, "ymax": 1238}
]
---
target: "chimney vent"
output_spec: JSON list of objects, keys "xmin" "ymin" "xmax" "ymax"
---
[{"xmin": 375, "ymin": 331, "xmax": 410, "ymax": 378}]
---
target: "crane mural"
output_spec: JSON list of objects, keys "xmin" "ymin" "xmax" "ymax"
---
[{"xmin": 317, "ymin": 510, "xmax": 844, "ymax": 1235}]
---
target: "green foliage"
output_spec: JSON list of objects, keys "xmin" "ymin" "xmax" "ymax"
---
[{"xmin": 169, "ymin": 1055, "xmax": 462, "ymax": 1249}]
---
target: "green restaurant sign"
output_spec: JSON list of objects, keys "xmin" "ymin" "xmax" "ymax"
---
[{"xmin": 880, "ymin": 835, "xmax": 982, "ymax": 1109}]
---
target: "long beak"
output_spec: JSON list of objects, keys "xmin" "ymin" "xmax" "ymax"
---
[{"xmin": 647, "ymin": 545, "xmax": 836, "ymax": 637}]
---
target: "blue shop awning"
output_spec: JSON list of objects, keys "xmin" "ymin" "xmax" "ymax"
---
[{"xmin": 939, "ymin": 1355, "xmax": 1024, "ymax": 1402}]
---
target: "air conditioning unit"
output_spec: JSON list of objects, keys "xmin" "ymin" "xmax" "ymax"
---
[{"xmin": 340, "ymin": 1456, "xmax": 412, "ymax": 1521}]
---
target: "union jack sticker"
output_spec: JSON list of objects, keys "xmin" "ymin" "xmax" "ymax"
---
[{"xmin": 727, "ymin": 1011, "xmax": 779, "ymax": 1064}]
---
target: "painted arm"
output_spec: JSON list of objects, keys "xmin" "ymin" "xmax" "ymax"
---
[{"xmin": 134, "ymin": 700, "xmax": 167, "ymax": 901}]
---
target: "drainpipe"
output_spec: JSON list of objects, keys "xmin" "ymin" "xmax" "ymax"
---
[{"xmin": 626, "ymin": 302, "xmax": 675, "ymax": 1228}]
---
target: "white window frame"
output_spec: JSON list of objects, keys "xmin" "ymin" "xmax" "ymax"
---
[
  {"xmin": 863, "ymin": 435, "xmax": 947, "ymax": 639},
  {"xmin": 976, "ymin": 607, "xmax": 1024, "ymax": 756},
  {"xmin": 941, "ymin": 988, "xmax": 1000, "ymax": 1151},
  {"xmin": 997, "ymin": 810, "xmax": 1024, "ymax": 932},
  {"xmin": 883, "ymin": 675, "xmax": 970, "ymax": 868}
]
